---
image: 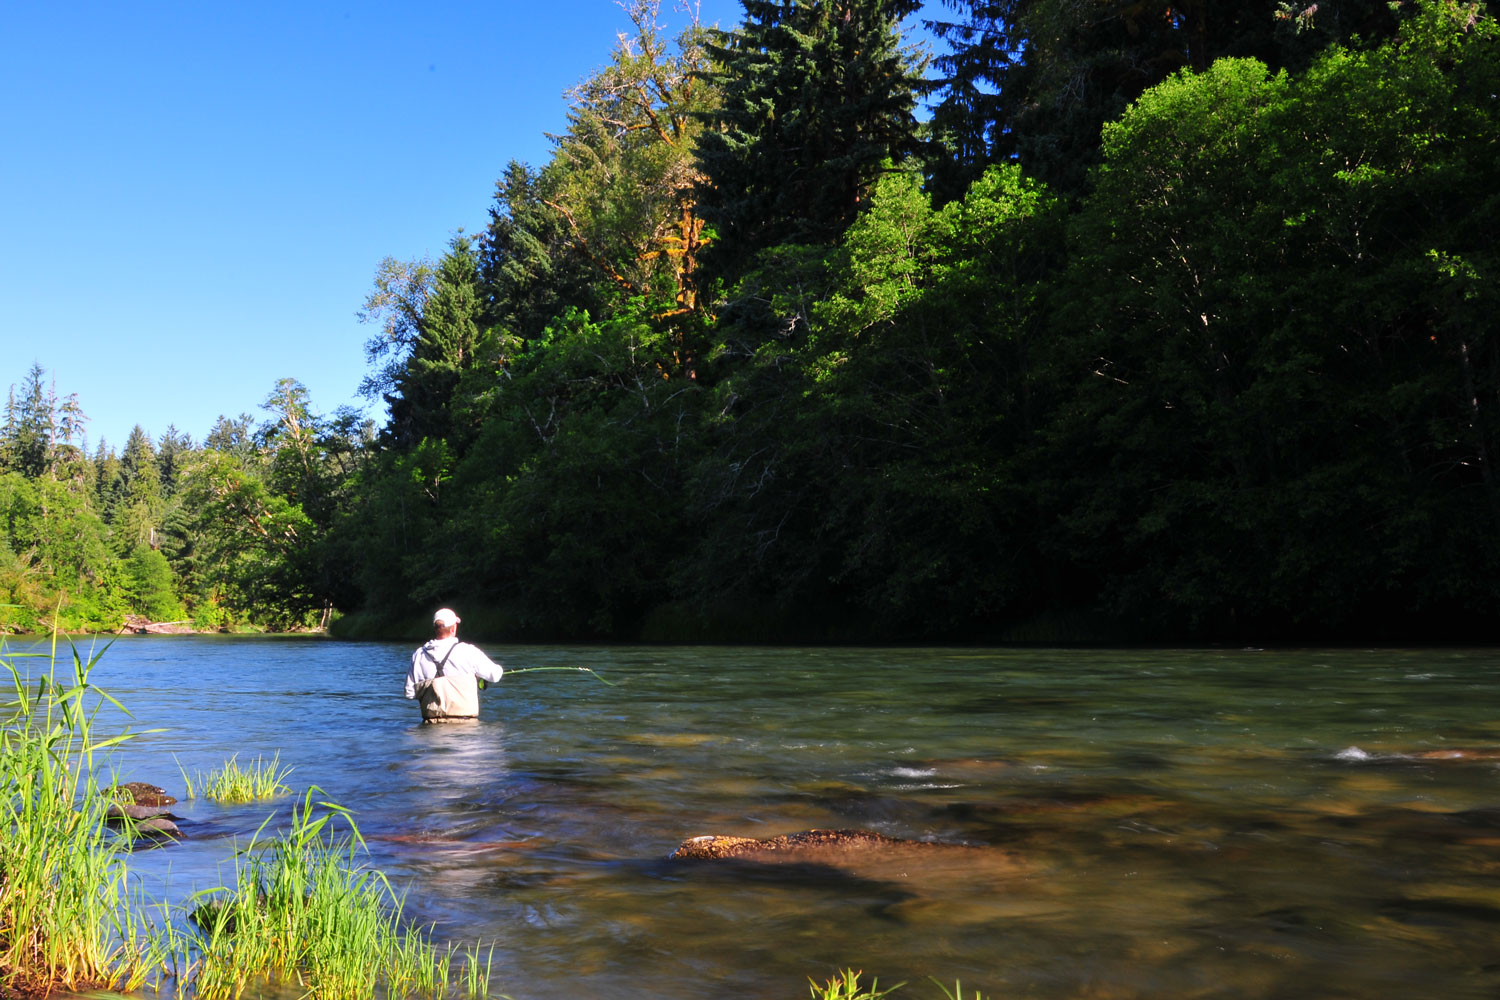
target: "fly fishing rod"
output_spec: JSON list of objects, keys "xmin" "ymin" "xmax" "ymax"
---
[{"xmin": 500, "ymin": 666, "xmax": 618, "ymax": 686}]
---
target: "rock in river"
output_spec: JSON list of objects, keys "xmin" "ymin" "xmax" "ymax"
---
[
  {"xmin": 103, "ymin": 782, "xmax": 182, "ymax": 839},
  {"xmin": 670, "ymin": 828, "xmax": 962, "ymax": 861},
  {"xmin": 667, "ymin": 828, "xmax": 1028, "ymax": 890}
]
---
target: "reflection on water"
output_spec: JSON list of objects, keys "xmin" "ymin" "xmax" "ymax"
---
[{"xmin": 32, "ymin": 638, "xmax": 1500, "ymax": 999}]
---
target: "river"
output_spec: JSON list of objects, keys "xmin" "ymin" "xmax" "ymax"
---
[{"xmin": 30, "ymin": 637, "xmax": 1500, "ymax": 999}]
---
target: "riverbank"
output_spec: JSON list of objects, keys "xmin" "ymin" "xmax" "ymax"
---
[
  {"xmin": 1, "ymin": 617, "xmax": 324, "ymax": 639},
  {"xmin": 327, "ymin": 599, "xmax": 1128, "ymax": 645}
]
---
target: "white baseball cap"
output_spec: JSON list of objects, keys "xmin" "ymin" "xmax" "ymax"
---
[{"xmin": 432, "ymin": 608, "xmax": 461, "ymax": 626}]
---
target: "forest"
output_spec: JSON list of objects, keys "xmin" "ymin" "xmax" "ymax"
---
[{"xmin": 3, "ymin": 0, "xmax": 1496, "ymax": 642}]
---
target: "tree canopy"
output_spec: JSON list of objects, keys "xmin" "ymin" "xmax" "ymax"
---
[{"xmin": 7, "ymin": 0, "xmax": 1497, "ymax": 642}]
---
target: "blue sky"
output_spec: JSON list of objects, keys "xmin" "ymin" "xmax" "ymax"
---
[{"xmin": 1, "ymin": 1, "xmax": 939, "ymax": 451}]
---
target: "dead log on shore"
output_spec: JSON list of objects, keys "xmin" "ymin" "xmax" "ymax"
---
[{"xmin": 119, "ymin": 616, "xmax": 194, "ymax": 635}]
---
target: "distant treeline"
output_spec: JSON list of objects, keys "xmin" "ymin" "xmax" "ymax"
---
[
  {"xmin": 0, "ymin": 368, "xmax": 369, "ymax": 632},
  {"xmin": 6, "ymin": 0, "xmax": 1497, "ymax": 641}
]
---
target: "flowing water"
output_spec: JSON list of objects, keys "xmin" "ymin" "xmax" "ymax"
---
[{"xmin": 32, "ymin": 638, "xmax": 1500, "ymax": 999}]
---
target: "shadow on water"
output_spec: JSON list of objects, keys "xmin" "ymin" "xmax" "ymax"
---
[{"xmin": 44, "ymin": 638, "xmax": 1500, "ymax": 1000}]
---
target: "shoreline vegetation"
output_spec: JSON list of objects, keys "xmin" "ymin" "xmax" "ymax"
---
[
  {"xmin": 0, "ymin": 641, "xmax": 982, "ymax": 1000},
  {"xmin": 5, "ymin": 0, "xmax": 1499, "ymax": 646}
]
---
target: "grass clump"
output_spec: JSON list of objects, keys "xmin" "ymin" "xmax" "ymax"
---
[
  {"xmin": 0, "ymin": 638, "xmax": 169, "ymax": 995},
  {"xmin": 810, "ymin": 972, "xmax": 994, "ymax": 1000},
  {"xmin": 179, "ymin": 752, "xmax": 293, "ymax": 802},
  {"xmin": 187, "ymin": 788, "xmax": 498, "ymax": 1000},
  {"xmin": 812, "ymin": 969, "xmax": 902, "ymax": 999}
]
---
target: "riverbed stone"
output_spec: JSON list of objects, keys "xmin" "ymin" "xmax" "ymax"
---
[
  {"xmin": 130, "ymin": 816, "xmax": 182, "ymax": 838},
  {"xmin": 670, "ymin": 828, "xmax": 956, "ymax": 860},
  {"xmin": 105, "ymin": 801, "xmax": 179, "ymax": 820},
  {"xmin": 101, "ymin": 781, "xmax": 183, "ymax": 839}
]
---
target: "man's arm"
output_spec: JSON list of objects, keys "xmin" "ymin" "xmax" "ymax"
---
[{"xmin": 461, "ymin": 644, "xmax": 505, "ymax": 685}]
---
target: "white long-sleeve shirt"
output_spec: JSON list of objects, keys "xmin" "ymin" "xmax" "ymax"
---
[{"xmin": 404, "ymin": 638, "xmax": 505, "ymax": 700}]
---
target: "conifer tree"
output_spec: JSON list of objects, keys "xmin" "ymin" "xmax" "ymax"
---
[
  {"xmin": 156, "ymin": 425, "xmax": 191, "ymax": 497},
  {"xmin": 116, "ymin": 425, "xmax": 163, "ymax": 552},
  {"xmin": 480, "ymin": 161, "xmax": 607, "ymax": 347},
  {"xmin": 694, "ymin": 0, "xmax": 926, "ymax": 288},
  {"xmin": 387, "ymin": 235, "xmax": 492, "ymax": 448},
  {"xmin": 6, "ymin": 364, "xmax": 56, "ymax": 479}
]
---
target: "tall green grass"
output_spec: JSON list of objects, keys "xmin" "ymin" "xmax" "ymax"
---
[
  {"xmin": 185, "ymin": 787, "xmax": 500, "ymax": 1000},
  {"xmin": 178, "ymin": 751, "xmax": 293, "ymax": 802},
  {"xmin": 0, "ymin": 637, "xmax": 169, "ymax": 994}
]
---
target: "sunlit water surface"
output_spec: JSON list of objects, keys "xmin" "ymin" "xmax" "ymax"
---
[{"xmin": 30, "ymin": 638, "xmax": 1500, "ymax": 999}]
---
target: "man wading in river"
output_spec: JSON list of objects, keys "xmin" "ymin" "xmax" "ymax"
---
[{"xmin": 404, "ymin": 608, "xmax": 505, "ymax": 723}]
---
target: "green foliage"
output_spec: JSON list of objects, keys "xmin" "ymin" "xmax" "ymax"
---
[
  {"xmin": 123, "ymin": 546, "xmax": 185, "ymax": 622},
  {"xmin": 175, "ymin": 447, "xmax": 319, "ymax": 628},
  {"xmin": 320, "ymin": 0, "xmax": 1500, "ymax": 641},
  {"xmin": 0, "ymin": 464, "xmax": 124, "ymax": 633},
  {"xmin": 1, "ymin": 364, "xmax": 63, "ymax": 478},
  {"xmin": 547, "ymin": 0, "xmax": 716, "ymax": 318},
  {"xmin": 384, "ymin": 236, "xmax": 497, "ymax": 449},
  {"xmin": 680, "ymin": 163, "xmax": 1065, "ymax": 635},
  {"xmin": 1051, "ymin": 0, "xmax": 1500, "ymax": 634},
  {"xmin": 925, "ymin": 0, "xmax": 1403, "ymax": 193}
]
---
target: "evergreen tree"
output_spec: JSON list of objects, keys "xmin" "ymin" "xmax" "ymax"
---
[
  {"xmin": 123, "ymin": 545, "xmax": 186, "ymax": 621},
  {"xmin": 694, "ymin": 0, "xmax": 926, "ymax": 288},
  {"xmin": 56, "ymin": 392, "xmax": 88, "ymax": 466},
  {"xmin": 0, "ymin": 388, "xmax": 16, "ymax": 472},
  {"xmin": 93, "ymin": 439, "xmax": 122, "ymax": 524},
  {"xmin": 119, "ymin": 426, "xmax": 158, "ymax": 493},
  {"xmin": 480, "ymin": 160, "xmax": 607, "ymax": 347},
  {"xmin": 386, "ymin": 235, "xmax": 494, "ymax": 448},
  {"xmin": 116, "ymin": 425, "xmax": 163, "ymax": 552},
  {"xmin": 205, "ymin": 413, "xmax": 258, "ymax": 456},
  {"xmin": 156, "ymin": 425, "xmax": 191, "ymax": 498},
  {"xmin": 5, "ymin": 364, "xmax": 56, "ymax": 479}
]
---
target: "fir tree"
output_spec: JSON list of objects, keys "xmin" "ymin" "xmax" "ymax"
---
[
  {"xmin": 387, "ymin": 234, "xmax": 492, "ymax": 448},
  {"xmin": 694, "ymin": 0, "xmax": 926, "ymax": 288}
]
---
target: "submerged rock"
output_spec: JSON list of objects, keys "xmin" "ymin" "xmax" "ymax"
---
[
  {"xmin": 129, "ymin": 816, "xmax": 182, "ymax": 838},
  {"xmin": 670, "ymin": 828, "xmax": 959, "ymax": 861},
  {"xmin": 105, "ymin": 801, "xmax": 179, "ymax": 821},
  {"xmin": 1335, "ymin": 746, "xmax": 1500, "ymax": 763},
  {"xmin": 1411, "ymin": 748, "xmax": 1500, "ymax": 761},
  {"xmin": 666, "ymin": 828, "xmax": 1027, "ymax": 891}
]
